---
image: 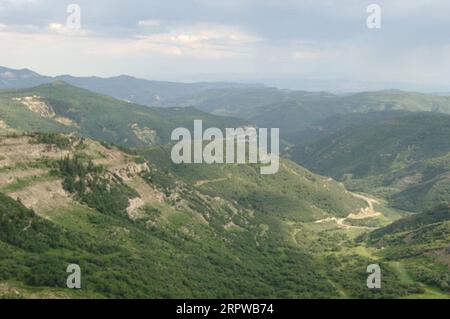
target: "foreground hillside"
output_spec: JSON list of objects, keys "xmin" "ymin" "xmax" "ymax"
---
[
  {"xmin": 364, "ymin": 206, "xmax": 450, "ymax": 297},
  {"xmin": 1, "ymin": 133, "xmax": 439, "ymax": 298},
  {"xmin": 0, "ymin": 81, "xmax": 244, "ymax": 147}
]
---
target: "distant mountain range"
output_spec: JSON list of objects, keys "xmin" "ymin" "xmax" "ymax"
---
[
  {"xmin": 0, "ymin": 66, "xmax": 261, "ymax": 106},
  {"xmin": 166, "ymin": 87, "xmax": 450, "ymax": 141}
]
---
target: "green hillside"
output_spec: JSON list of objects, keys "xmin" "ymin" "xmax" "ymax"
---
[
  {"xmin": 166, "ymin": 88, "xmax": 342, "ymax": 136},
  {"xmin": 286, "ymin": 112, "xmax": 450, "ymax": 212},
  {"xmin": 0, "ymin": 132, "xmax": 423, "ymax": 298},
  {"xmin": 0, "ymin": 81, "xmax": 245, "ymax": 147},
  {"xmin": 288, "ymin": 112, "xmax": 450, "ymax": 179},
  {"xmin": 56, "ymin": 74, "xmax": 259, "ymax": 106},
  {"xmin": 363, "ymin": 206, "xmax": 450, "ymax": 296},
  {"xmin": 138, "ymin": 145, "xmax": 366, "ymax": 222},
  {"xmin": 165, "ymin": 88, "xmax": 450, "ymax": 142},
  {"xmin": 0, "ymin": 80, "xmax": 449, "ymax": 299}
]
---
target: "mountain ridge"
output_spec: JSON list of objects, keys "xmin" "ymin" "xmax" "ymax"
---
[
  {"xmin": 0, "ymin": 81, "xmax": 247, "ymax": 148},
  {"xmin": 0, "ymin": 66, "xmax": 262, "ymax": 106}
]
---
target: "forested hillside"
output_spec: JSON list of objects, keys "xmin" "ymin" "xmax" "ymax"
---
[{"xmin": 0, "ymin": 82, "xmax": 245, "ymax": 147}]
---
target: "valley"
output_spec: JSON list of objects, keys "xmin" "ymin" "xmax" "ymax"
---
[
  {"xmin": 0, "ymin": 72, "xmax": 449, "ymax": 299},
  {"xmin": 0, "ymin": 81, "xmax": 246, "ymax": 147},
  {"xmin": 0, "ymin": 132, "xmax": 446, "ymax": 298},
  {"xmin": 1, "ymin": 0, "xmax": 450, "ymax": 304}
]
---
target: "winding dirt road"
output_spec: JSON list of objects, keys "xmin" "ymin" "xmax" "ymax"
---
[{"xmin": 314, "ymin": 192, "xmax": 382, "ymax": 230}]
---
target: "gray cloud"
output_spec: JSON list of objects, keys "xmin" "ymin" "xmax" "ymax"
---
[{"xmin": 0, "ymin": 0, "xmax": 449, "ymax": 91}]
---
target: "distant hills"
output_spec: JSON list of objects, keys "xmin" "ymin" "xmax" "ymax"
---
[
  {"xmin": 286, "ymin": 111, "xmax": 450, "ymax": 213},
  {"xmin": 288, "ymin": 111, "xmax": 450, "ymax": 178},
  {"xmin": 166, "ymin": 87, "xmax": 450, "ymax": 214},
  {"xmin": 166, "ymin": 88, "xmax": 450, "ymax": 142},
  {"xmin": 0, "ymin": 66, "xmax": 261, "ymax": 106},
  {"xmin": 0, "ymin": 81, "xmax": 245, "ymax": 147},
  {"xmin": 0, "ymin": 67, "xmax": 51, "ymax": 89},
  {"xmin": 4, "ymin": 66, "xmax": 450, "ymax": 140}
]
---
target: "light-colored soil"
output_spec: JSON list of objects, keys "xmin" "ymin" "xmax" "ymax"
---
[
  {"xmin": 0, "ymin": 168, "xmax": 47, "ymax": 187},
  {"xmin": 9, "ymin": 180, "xmax": 73, "ymax": 216},
  {"xmin": 13, "ymin": 96, "xmax": 55, "ymax": 118},
  {"xmin": 0, "ymin": 119, "xmax": 10, "ymax": 130},
  {"xmin": 114, "ymin": 162, "xmax": 150, "ymax": 181},
  {"xmin": 347, "ymin": 192, "xmax": 382, "ymax": 219},
  {"xmin": 224, "ymin": 220, "xmax": 244, "ymax": 231},
  {"xmin": 126, "ymin": 176, "xmax": 165, "ymax": 219},
  {"xmin": 195, "ymin": 177, "xmax": 229, "ymax": 186},
  {"xmin": 0, "ymin": 282, "xmax": 71, "ymax": 299},
  {"xmin": 130, "ymin": 123, "xmax": 157, "ymax": 144},
  {"xmin": 314, "ymin": 216, "xmax": 375, "ymax": 230},
  {"xmin": 314, "ymin": 193, "xmax": 383, "ymax": 230},
  {"xmin": 87, "ymin": 140, "xmax": 128, "ymax": 168},
  {"xmin": 126, "ymin": 197, "xmax": 146, "ymax": 219},
  {"xmin": 281, "ymin": 162, "xmax": 302, "ymax": 177},
  {"xmin": 54, "ymin": 116, "xmax": 76, "ymax": 126},
  {"xmin": 0, "ymin": 136, "xmax": 69, "ymax": 167},
  {"xmin": 130, "ymin": 176, "xmax": 165, "ymax": 202}
]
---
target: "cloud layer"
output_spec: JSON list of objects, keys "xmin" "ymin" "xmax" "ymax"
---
[{"xmin": 0, "ymin": 0, "xmax": 449, "ymax": 90}]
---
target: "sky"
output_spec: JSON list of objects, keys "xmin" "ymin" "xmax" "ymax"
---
[{"xmin": 1, "ymin": 0, "xmax": 450, "ymax": 91}]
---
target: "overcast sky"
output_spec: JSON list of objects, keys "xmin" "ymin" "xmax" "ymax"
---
[{"xmin": 1, "ymin": 0, "xmax": 450, "ymax": 90}]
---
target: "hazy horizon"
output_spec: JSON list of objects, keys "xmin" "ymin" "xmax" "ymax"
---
[
  {"xmin": 3, "ymin": 64, "xmax": 450, "ymax": 95},
  {"xmin": 1, "ymin": 0, "xmax": 450, "ymax": 92}
]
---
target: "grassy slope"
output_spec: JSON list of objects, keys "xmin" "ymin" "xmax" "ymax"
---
[
  {"xmin": 138, "ymin": 145, "xmax": 366, "ymax": 221},
  {"xmin": 165, "ymin": 88, "xmax": 342, "ymax": 137},
  {"xmin": 287, "ymin": 111, "xmax": 450, "ymax": 212},
  {"xmin": 165, "ymin": 88, "xmax": 450, "ymax": 141},
  {"xmin": 167, "ymin": 88, "xmax": 450, "ymax": 214},
  {"xmin": 138, "ymin": 145, "xmax": 449, "ymax": 299},
  {"xmin": 363, "ymin": 206, "xmax": 450, "ymax": 296},
  {"xmin": 0, "ymin": 133, "xmax": 430, "ymax": 299},
  {"xmin": 0, "ymin": 81, "xmax": 246, "ymax": 147},
  {"xmin": 289, "ymin": 112, "xmax": 450, "ymax": 178},
  {"xmin": 0, "ymin": 133, "xmax": 363, "ymax": 298}
]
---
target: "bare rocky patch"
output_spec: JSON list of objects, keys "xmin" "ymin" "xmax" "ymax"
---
[
  {"xmin": 130, "ymin": 123, "xmax": 157, "ymax": 144},
  {"xmin": 0, "ymin": 119, "xmax": 11, "ymax": 131},
  {"xmin": 0, "ymin": 168, "xmax": 48, "ymax": 188},
  {"xmin": 54, "ymin": 116, "xmax": 77, "ymax": 126},
  {"xmin": 13, "ymin": 96, "xmax": 55, "ymax": 118},
  {"xmin": 10, "ymin": 180, "xmax": 73, "ymax": 216},
  {"xmin": 0, "ymin": 136, "xmax": 70, "ymax": 167}
]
